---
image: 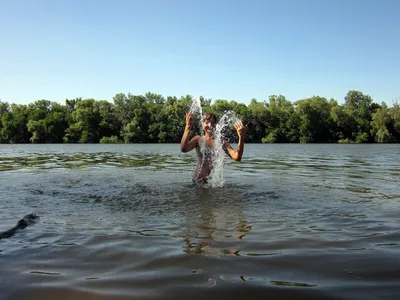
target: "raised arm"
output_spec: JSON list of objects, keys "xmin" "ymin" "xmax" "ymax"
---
[
  {"xmin": 223, "ymin": 120, "xmax": 245, "ymax": 161},
  {"xmin": 181, "ymin": 113, "xmax": 200, "ymax": 152}
]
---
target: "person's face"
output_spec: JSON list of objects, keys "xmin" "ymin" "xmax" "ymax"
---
[{"xmin": 202, "ymin": 116, "xmax": 216, "ymax": 134}]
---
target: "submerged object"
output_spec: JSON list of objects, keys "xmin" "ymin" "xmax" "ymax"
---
[{"xmin": 0, "ymin": 213, "xmax": 39, "ymax": 239}]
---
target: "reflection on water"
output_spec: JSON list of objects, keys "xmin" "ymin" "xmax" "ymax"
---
[
  {"xmin": 172, "ymin": 187, "xmax": 253, "ymax": 256},
  {"xmin": 0, "ymin": 144, "xmax": 400, "ymax": 300}
]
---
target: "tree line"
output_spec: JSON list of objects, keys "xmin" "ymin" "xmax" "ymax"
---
[{"xmin": 0, "ymin": 90, "xmax": 399, "ymax": 144}]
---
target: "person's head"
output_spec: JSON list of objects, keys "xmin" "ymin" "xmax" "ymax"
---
[{"xmin": 202, "ymin": 112, "xmax": 217, "ymax": 135}]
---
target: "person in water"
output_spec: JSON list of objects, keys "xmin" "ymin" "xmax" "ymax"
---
[{"xmin": 180, "ymin": 112, "xmax": 245, "ymax": 183}]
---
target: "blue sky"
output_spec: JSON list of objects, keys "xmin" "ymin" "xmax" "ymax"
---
[{"xmin": 1, "ymin": 0, "xmax": 399, "ymax": 106}]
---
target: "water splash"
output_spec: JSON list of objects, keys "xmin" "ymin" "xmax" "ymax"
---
[
  {"xmin": 188, "ymin": 96, "xmax": 207, "ymax": 182},
  {"xmin": 189, "ymin": 95, "xmax": 203, "ymax": 117},
  {"xmin": 189, "ymin": 95, "xmax": 203, "ymax": 133},
  {"xmin": 187, "ymin": 96, "xmax": 240, "ymax": 188},
  {"xmin": 189, "ymin": 95, "xmax": 207, "ymax": 156},
  {"xmin": 207, "ymin": 111, "xmax": 240, "ymax": 188}
]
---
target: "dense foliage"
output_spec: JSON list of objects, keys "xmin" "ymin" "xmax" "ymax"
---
[{"xmin": 0, "ymin": 90, "xmax": 399, "ymax": 144}]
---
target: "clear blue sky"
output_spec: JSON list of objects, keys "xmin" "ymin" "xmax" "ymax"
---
[{"xmin": 1, "ymin": 0, "xmax": 399, "ymax": 106}]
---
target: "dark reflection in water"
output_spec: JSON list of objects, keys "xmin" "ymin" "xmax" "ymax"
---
[
  {"xmin": 171, "ymin": 187, "xmax": 253, "ymax": 257},
  {"xmin": 0, "ymin": 144, "xmax": 400, "ymax": 300}
]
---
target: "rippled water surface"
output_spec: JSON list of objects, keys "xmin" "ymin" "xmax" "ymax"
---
[{"xmin": 0, "ymin": 144, "xmax": 399, "ymax": 300}]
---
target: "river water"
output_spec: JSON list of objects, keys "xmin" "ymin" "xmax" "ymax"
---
[{"xmin": 0, "ymin": 144, "xmax": 399, "ymax": 300}]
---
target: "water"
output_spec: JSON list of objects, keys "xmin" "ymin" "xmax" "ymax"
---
[
  {"xmin": 208, "ymin": 111, "xmax": 241, "ymax": 188},
  {"xmin": 0, "ymin": 144, "xmax": 400, "ymax": 300},
  {"xmin": 188, "ymin": 95, "xmax": 203, "ymax": 120},
  {"xmin": 188, "ymin": 95, "xmax": 204, "ymax": 134},
  {"xmin": 189, "ymin": 95, "xmax": 241, "ymax": 187}
]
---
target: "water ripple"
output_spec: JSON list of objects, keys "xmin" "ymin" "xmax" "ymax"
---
[{"xmin": 1, "ymin": 144, "xmax": 400, "ymax": 300}]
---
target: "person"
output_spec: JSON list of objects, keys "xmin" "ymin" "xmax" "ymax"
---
[{"xmin": 180, "ymin": 112, "xmax": 245, "ymax": 184}]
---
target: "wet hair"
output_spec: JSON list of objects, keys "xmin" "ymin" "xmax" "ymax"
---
[{"xmin": 203, "ymin": 112, "xmax": 217, "ymax": 124}]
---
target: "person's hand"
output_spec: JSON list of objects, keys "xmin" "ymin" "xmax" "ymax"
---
[
  {"xmin": 221, "ymin": 138, "xmax": 230, "ymax": 150},
  {"xmin": 185, "ymin": 113, "xmax": 195, "ymax": 129},
  {"xmin": 234, "ymin": 120, "xmax": 245, "ymax": 137}
]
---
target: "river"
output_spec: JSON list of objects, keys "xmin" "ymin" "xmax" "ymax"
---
[{"xmin": 0, "ymin": 144, "xmax": 399, "ymax": 299}]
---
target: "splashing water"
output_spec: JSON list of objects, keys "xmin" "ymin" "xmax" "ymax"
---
[
  {"xmin": 207, "ymin": 111, "xmax": 240, "ymax": 188},
  {"xmin": 187, "ymin": 97, "xmax": 240, "ymax": 188},
  {"xmin": 189, "ymin": 95, "xmax": 202, "ymax": 116},
  {"xmin": 189, "ymin": 95, "xmax": 203, "ymax": 131},
  {"xmin": 189, "ymin": 95, "xmax": 209, "ymax": 159}
]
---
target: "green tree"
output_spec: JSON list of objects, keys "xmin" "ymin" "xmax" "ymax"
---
[
  {"xmin": 389, "ymin": 101, "xmax": 400, "ymax": 142},
  {"xmin": 246, "ymin": 98, "xmax": 269, "ymax": 142},
  {"xmin": 295, "ymin": 96, "xmax": 334, "ymax": 143},
  {"xmin": 371, "ymin": 102, "xmax": 392, "ymax": 142},
  {"xmin": 344, "ymin": 90, "xmax": 374, "ymax": 142},
  {"xmin": 27, "ymin": 100, "xmax": 68, "ymax": 143},
  {"xmin": 1, "ymin": 104, "xmax": 31, "ymax": 143},
  {"xmin": 0, "ymin": 90, "xmax": 398, "ymax": 144},
  {"xmin": 64, "ymin": 99, "xmax": 102, "ymax": 143},
  {"xmin": 263, "ymin": 95, "xmax": 300, "ymax": 143},
  {"xmin": 0, "ymin": 101, "xmax": 10, "ymax": 143}
]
